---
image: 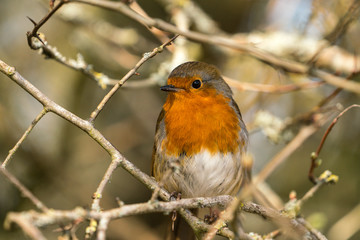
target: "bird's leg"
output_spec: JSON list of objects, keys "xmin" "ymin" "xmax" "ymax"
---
[
  {"xmin": 204, "ymin": 207, "xmax": 220, "ymax": 224},
  {"xmin": 170, "ymin": 191, "xmax": 182, "ymax": 231}
]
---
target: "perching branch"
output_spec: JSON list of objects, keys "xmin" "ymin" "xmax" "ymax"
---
[
  {"xmin": 5, "ymin": 194, "xmax": 324, "ymax": 240},
  {"xmin": 6, "ymin": 196, "xmax": 232, "ymax": 227}
]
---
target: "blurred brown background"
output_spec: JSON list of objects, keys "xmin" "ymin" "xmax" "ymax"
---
[{"xmin": 0, "ymin": 0, "xmax": 359, "ymax": 239}]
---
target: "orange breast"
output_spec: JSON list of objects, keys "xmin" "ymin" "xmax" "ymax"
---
[{"xmin": 162, "ymin": 89, "xmax": 241, "ymax": 156}]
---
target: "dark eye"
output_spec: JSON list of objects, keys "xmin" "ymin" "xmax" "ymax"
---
[{"xmin": 192, "ymin": 79, "xmax": 202, "ymax": 89}]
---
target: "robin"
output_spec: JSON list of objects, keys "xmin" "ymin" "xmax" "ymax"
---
[{"xmin": 152, "ymin": 61, "xmax": 248, "ymax": 238}]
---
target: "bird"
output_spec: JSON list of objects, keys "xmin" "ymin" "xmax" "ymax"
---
[{"xmin": 151, "ymin": 61, "xmax": 248, "ymax": 238}]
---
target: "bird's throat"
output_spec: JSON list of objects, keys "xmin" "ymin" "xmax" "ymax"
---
[{"xmin": 162, "ymin": 90, "xmax": 241, "ymax": 156}]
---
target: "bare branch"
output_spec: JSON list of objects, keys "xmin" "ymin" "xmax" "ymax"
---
[
  {"xmin": 2, "ymin": 108, "xmax": 48, "ymax": 168},
  {"xmin": 0, "ymin": 167, "xmax": 49, "ymax": 212},
  {"xmin": 255, "ymin": 122, "xmax": 322, "ymax": 185},
  {"xmin": 7, "ymin": 196, "xmax": 324, "ymax": 240},
  {"xmin": 298, "ymin": 170, "xmax": 338, "ymax": 209},
  {"xmin": 297, "ymin": 218, "xmax": 328, "ymax": 240},
  {"xmin": 224, "ymin": 76, "xmax": 325, "ymax": 94},
  {"xmin": 325, "ymin": 0, "xmax": 360, "ymax": 44},
  {"xmin": 6, "ymin": 196, "xmax": 231, "ymax": 226},
  {"xmin": 97, "ymin": 217, "xmax": 109, "ymax": 240},
  {"xmin": 37, "ymin": 42, "xmax": 114, "ymax": 89},
  {"xmin": 309, "ymin": 104, "xmax": 360, "ymax": 183},
  {"xmin": 5, "ymin": 213, "xmax": 46, "ymax": 240},
  {"xmin": 65, "ymin": 0, "xmax": 360, "ymax": 95},
  {"xmin": 311, "ymin": 69, "xmax": 360, "ymax": 94},
  {"xmin": 308, "ymin": 0, "xmax": 360, "ymax": 65},
  {"xmin": 26, "ymin": 0, "xmax": 67, "ymax": 49},
  {"xmin": 88, "ymin": 35, "xmax": 179, "ymax": 123}
]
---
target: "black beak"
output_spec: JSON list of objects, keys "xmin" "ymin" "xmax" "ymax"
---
[{"xmin": 160, "ymin": 84, "xmax": 183, "ymax": 92}]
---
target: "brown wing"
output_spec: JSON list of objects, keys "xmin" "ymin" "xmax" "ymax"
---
[{"xmin": 151, "ymin": 109, "xmax": 166, "ymax": 176}]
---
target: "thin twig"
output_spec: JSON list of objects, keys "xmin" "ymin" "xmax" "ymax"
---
[
  {"xmin": 224, "ymin": 77, "xmax": 325, "ymax": 94},
  {"xmin": 286, "ymin": 58, "xmax": 359, "ymax": 134},
  {"xmin": 298, "ymin": 170, "xmax": 337, "ymax": 209},
  {"xmin": 310, "ymin": 53, "xmax": 359, "ymax": 118},
  {"xmin": 308, "ymin": 0, "xmax": 360, "ymax": 64},
  {"xmin": 128, "ymin": 1, "xmax": 174, "ymax": 47},
  {"xmin": 2, "ymin": 108, "xmax": 48, "ymax": 168},
  {"xmin": 311, "ymin": 69, "xmax": 360, "ymax": 94},
  {"xmin": 298, "ymin": 181, "xmax": 324, "ymax": 207},
  {"xmin": 240, "ymin": 201, "xmax": 310, "ymax": 239},
  {"xmin": 39, "ymin": 43, "xmax": 114, "ymax": 89},
  {"xmin": 5, "ymin": 213, "xmax": 46, "ymax": 240},
  {"xmin": 96, "ymin": 217, "xmax": 109, "ymax": 240},
  {"xmin": 203, "ymin": 173, "xmax": 310, "ymax": 240},
  {"xmin": 88, "ymin": 35, "xmax": 179, "ymax": 123},
  {"xmin": 309, "ymin": 104, "xmax": 360, "ymax": 183},
  {"xmin": 0, "ymin": 167, "xmax": 49, "ymax": 212},
  {"xmin": 254, "ymin": 123, "xmax": 321, "ymax": 185},
  {"xmin": 26, "ymin": 0, "xmax": 67, "ymax": 49},
  {"xmin": 325, "ymin": 0, "xmax": 360, "ymax": 44},
  {"xmin": 297, "ymin": 217, "xmax": 328, "ymax": 240},
  {"xmin": 90, "ymin": 155, "xmax": 121, "ymax": 211}
]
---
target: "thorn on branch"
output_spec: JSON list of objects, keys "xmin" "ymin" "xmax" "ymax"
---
[
  {"xmin": 26, "ymin": 0, "xmax": 67, "ymax": 49},
  {"xmin": 115, "ymin": 197, "xmax": 125, "ymax": 207},
  {"xmin": 26, "ymin": 16, "xmax": 37, "ymax": 26}
]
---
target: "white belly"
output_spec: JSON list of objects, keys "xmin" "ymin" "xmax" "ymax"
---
[{"xmin": 167, "ymin": 150, "xmax": 242, "ymax": 198}]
